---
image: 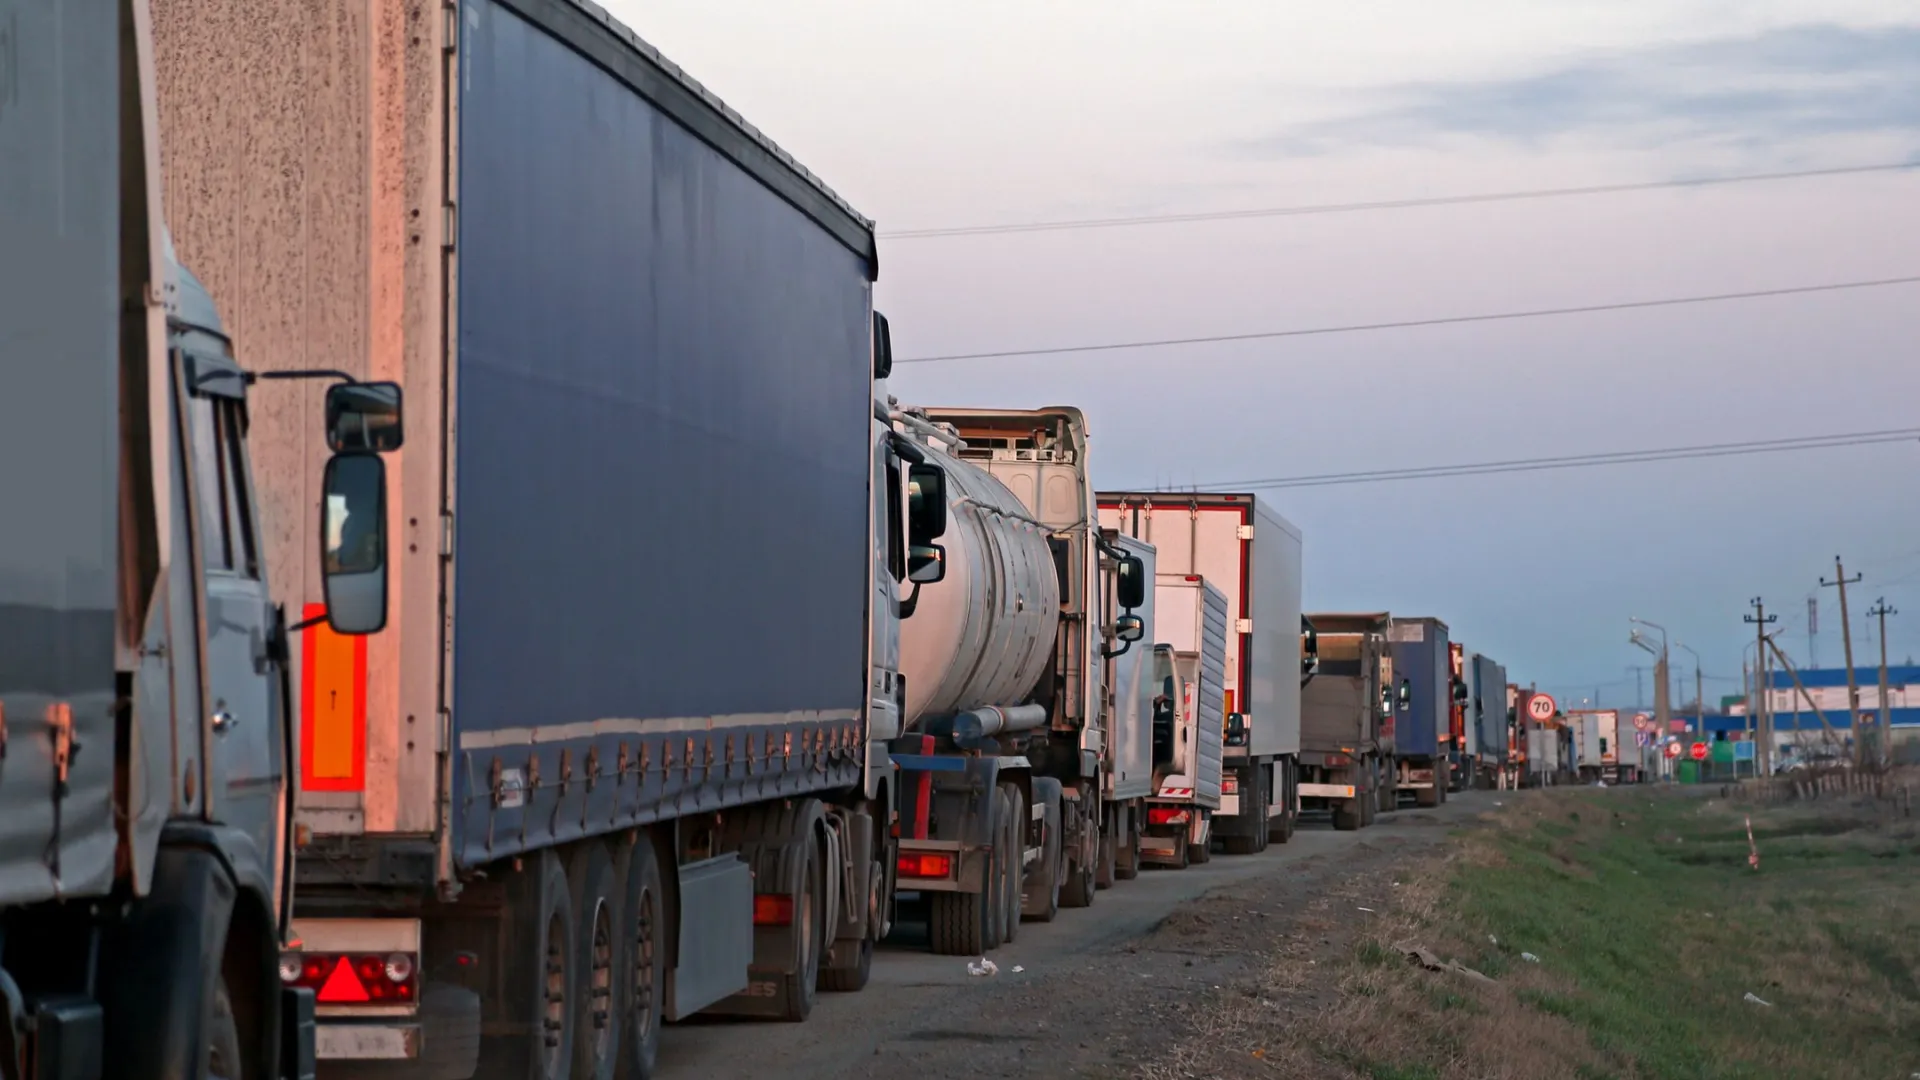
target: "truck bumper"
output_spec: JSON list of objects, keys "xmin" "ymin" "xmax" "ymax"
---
[
  {"xmin": 316, "ymin": 1022, "xmax": 419, "ymax": 1060},
  {"xmin": 1299, "ymin": 783, "xmax": 1356, "ymax": 799}
]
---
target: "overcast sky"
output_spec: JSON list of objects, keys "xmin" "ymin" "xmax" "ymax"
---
[{"xmin": 615, "ymin": 0, "xmax": 1920, "ymax": 708}]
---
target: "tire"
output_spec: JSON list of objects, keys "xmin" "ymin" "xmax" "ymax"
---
[
  {"xmin": 1094, "ymin": 809, "xmax": 1117, "ymax": 890},
  {"xmin": 1333, "ymin": 797, "xmax": 1362, "ymax": 831},
  {"xmin": 1059, "ymin": 795, "xmax": 1097, "ymax": 909},
  {"xmin": 779, "ymin": 834, "xmax": 825, "ymax": 1021},
  {"xmin": 1115, "ymin": 807, "xmax": 1141, "ymax": 880},
  {"xmin": 996, "ymin": 785, "xmax": 1024, "ymax": 947},
  {"xmin": 1269, "ymin": 765, "xmax": 1295, "ymax": 845},
  {"xmin": 1376, "ymin": 762, "xmax": 1394, "ymax": 816},
  {"xmin": 929, "ymin": 795, "xmax": 998, "ymax": 954},
  {"xmin": 570, "ymin": 842, "xmax": 621, "ymax": 1080},
  {"xmin": 1023, "ymin": 781, "xmax": 1063, "ymax": 922},
  {"xmin": 206, "ymin": 975, "xmax": 243, "ymax": 1080},
  {"xmin": 1187, "ymin": 812, "xmax": 1212, "ymax": 864},
  {"xmin": 1359, "ymin": 772, "xmax": 1377, "ymax": 828},
  {"xmin": 1416, "ymin": 781, "xmax": 1440, "ymax": 808},
  {"xmin": 614, "ymin": 837, "xmax": 663, "ymax": 1080},
  {"xmin": 523, "ymin": 851, "xmax": 576, "ymax": 1080},
  {"xmin": 1222, "ymin": 766, "xmax": 1264, "ymax": 856}
]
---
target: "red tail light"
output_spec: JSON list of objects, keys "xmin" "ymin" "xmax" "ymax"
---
[
  {"xmin": 1326, "ymin": 753, "xmax": 1352, "ymax": 767},
  {"xmin": 753, "ymin": 894, "xmax": 794, "ymax": 926},
  {"xmin": 282, "ymin": 952, "xmax": 418, "ymax": 1005},
  {"xmin": 896, "ymin": 852, "xmax": 953, "ymax": 879},
  {"xmin": 1146, "ymin": 807, "xmax": 1189, "ymax": 826}
]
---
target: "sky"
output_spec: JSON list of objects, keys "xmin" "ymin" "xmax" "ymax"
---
[{"xmin": 612, "ymin": 0, "xmax": 1920, "ymax": 708}]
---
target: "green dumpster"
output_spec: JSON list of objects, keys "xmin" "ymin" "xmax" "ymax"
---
[{"xmin": 1677, "ymin": 759, "xmax": 1700, "ymax": 784}]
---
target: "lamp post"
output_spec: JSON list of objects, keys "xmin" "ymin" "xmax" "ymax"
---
[{"xmin": 1674, "ymin": 641, "xmax": 1707, "ymax": 768}]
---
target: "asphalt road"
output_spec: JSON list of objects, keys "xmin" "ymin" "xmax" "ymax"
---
[{"xmin": 656, "ymin": 790, "xmax": 1497, "ymax": 1079}]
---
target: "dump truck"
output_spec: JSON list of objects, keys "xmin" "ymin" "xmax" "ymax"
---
[
  {"xmin": 1099, "ymin": 493, "xmax": 1308, "ymax": 852},
  {"xmin": 1, "ymin": 0, "xmax": 407, "ymax": 1072},
  {"xmin": 888, "ymin": 405, "xmax": 1154, "ymax": 953},
  {"xmin": 150, "ymin": 0, "xmax": 946, "ymax": 1073},
  {"xmin": 1386, "ymin": 617, "xmax": 1456, "ymax": 806},
  {"xmin": 1298, "ymin": 614, "xmax": 1403, "ymax": 830},
  {"xmin": 1140, "ymin": 576, "xmax": 1232, "ymax": 867}
]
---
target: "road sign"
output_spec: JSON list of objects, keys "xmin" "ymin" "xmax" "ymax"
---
[
  {"xmin": 1664, "ymin": 741, "xmax": 1683, "ymax": 759},
  {"xmin": 1635, "ymin": 732, "xmax": 1649, "ymax": 748},
  {"xmin": 1527, "ymin": 693, "xmax": 1557, "ymax": 721},
  {"xmin": 1733, "ymin": 741, "xmax": 1755, "ymax": 761},
  {"xmin": 1633, "ymin": 713, "xmax": 1652, "ymax": 732},
  {"xmin": 1689, "ymin": 741, "xmax": 1709, "ymax": 761}
]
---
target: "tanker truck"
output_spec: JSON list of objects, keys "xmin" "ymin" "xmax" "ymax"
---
[
  {"xmin": 887, "ymin": 405, "xmax": 1154, "ymax": 955},
  {"xmin": 1, "ymin": 0, "xmax": 405, "ymax": 1073},
  {"xmin": 150, "ymin": 0, "xmax": 939, "ymax": 1073},
  {"xmin": 1098, "ymin": 493, "xmax": 1308, "ymax": 853}
]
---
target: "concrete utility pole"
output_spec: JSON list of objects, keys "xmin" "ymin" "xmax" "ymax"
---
[
  {"xmin": 1821, "ymin": 557, "xmax": 1864, "ymax": 762},
  {"xmin": 1869, "ymin": 599, "xmax": 1897, "ymax": 767},
  {"xmin": 1676, "ymin": 641, "xmax": 1704, "ymax": 741},
  {"xmin": 1747, "ymin": 598, "xmax": 1778, "ymax": 773}
]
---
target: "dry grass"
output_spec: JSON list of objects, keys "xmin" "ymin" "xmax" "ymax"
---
[{"xmin": 1144, "ymin": 787, "xmax": 1920, "ymax": 1080}]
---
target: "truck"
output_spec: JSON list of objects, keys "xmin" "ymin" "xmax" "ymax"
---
[
  {"xmin": 150, "ymin": 0, "xmax": 944, "ymax": 1073},
  {"xmin": 1385, "ymin": 617, "xmax": 1457, "ymax": 806},
  {"xmin": 1297, "ymin": 614, "xmax": 1402, "ymax": 830},
  {"xmin": 888, "ymin": 405, "xmax": 1154, "ymax": 953},
  {"xmin": 1098, "ymin": 493, "xmax": 1307, "ymax": 853},
  {"xmin": 1, "ymin": 0, "xmax": 404, "ymax": 1073},
  {"xmin": 1466, "ymin": 652, "xmax": 1508, "ymax": 789},
  {"xmin": 1570, "ymin": 709, "xmax": 1620, "ymax": 783},
  {"xmin": 1140, "ymin": 576, "xmax": 1232, "ymax": 867}
]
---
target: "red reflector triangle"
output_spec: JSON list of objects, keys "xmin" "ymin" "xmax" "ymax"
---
[{"xmin": 317, "ymin": 958, "xmax": 371, "ymax": 1003}]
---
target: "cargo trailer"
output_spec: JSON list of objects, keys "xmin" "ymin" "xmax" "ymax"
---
[
  {"xmin": 1469, "ymin": 653, "xmax": 1509, "ymax": 788},
  {"xmin": 1141, "ymin": 576, "xmax": 1231, "ymax": 866},
  {"xmin": 1570, "ymin": 709, "xmax": 1622, "ymax": 783},
  {"xmin": 152, "ymin": 0, "xmax": 944, "ymax": 1072},
  {"xmin": 1100, "ymin": 493, "xmax": 1308, "ymax": 853},
  {"xmin": 1298, "ymin": 614, "xmax": 1400, "ymax": 830},
  {"xmin": 1387, "ymin": 617, "xmax": 1455, "ymax": 806}
]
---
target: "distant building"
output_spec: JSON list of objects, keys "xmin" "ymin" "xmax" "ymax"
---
[{"xmin": 1724, "ymin": 665, "xmax": 1920, "ymax": 760}]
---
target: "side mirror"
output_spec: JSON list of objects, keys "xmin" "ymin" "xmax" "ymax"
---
[
  {"xmin": 907, "ymin": 543, "xmax": 946, "ymax": 585},
  {"xmin": 325, "ymin": 381, "xmax": 404, "ymax": 453},
  {"xmin": 908, "ymin": 462, "xmax": 947, "ymax": 541},
  {"xmin": 872, "ymin": 311, "xmax": 894, "ymax": 380},
  {"xmin": 320, "ymin": 453, "xmax": 389, "ymax": 635},
  {"xmin": 1398, "ymin": 681, "xmax": 1412, "ymax": 710},
  {"xmin": 1379, "ymin": 687, "xmax": 1394, "ymax": 717},
  {"xmin": 1451, "ymin": 678, "xmax": 1468, "ymax": 703},
  {"xmin": 1224, "ymin": 712, "xmax": 1249, "ymax": 747},
  {"xmin": 1116, "ymin": 554, "xmax": 1147, "ymax": 610},
  {"xmin": 1115, "ymin": 613, "xmax": 1145, "ymax": 643}
]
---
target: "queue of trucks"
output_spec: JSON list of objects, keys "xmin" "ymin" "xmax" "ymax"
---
[{"xmin": 0, "ymin": 1, "xmax": 1607, "ymax": 1078}]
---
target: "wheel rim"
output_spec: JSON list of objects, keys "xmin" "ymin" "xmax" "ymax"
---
[
  {"xmin": 542, "ymin": 910, "xmax": 568, "ymax": 1076},
  {"xmin": 588, "ymin": 897, "xmax": 615, "ymax": 1065},
  {"xmin": 631, "ymin": 886, "xmax": 657, "ymax": 1046}
]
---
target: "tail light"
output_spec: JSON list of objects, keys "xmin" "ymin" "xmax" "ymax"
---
[
  {"xmin": 1146, "ymin": 807, "xmax": 1189, "ymax": 826},
  {"xmin": 1326, "ymin": 753, "xmax": 1352, "ymax": 768},
  {"xmin": 753, "ymin": 894, "xmax": 794, "ymax": 926},
  {"xmin": 281, "ymin": 951, "xmax": 419, "ymax": 1005},
  {"xmin": 1222, "ymin": 776, "xmax": 1239, "ymax": 794},
  {"xmin": 896, "ymin": 852, "xmax": 953, "ymax": 879}
]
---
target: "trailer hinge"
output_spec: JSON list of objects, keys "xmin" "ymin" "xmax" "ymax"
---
[
  {"xmin": 442, "ymin": 4, "xmax": 458, "ymax": 52},
  {"xmin": 439, "ymin": 512, "xmax": 454, "ymax": 557},
  {"xmin": 1236, "ymin": 618, "xmax": 1253, "ymax": 634},
  {"xmin": 1236, "ymin": 524, "xmax": 1254, "ymax": 541}
]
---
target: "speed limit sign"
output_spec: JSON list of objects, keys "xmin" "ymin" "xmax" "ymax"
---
[
  {"xmin": 1527, "ymin": 693, "xmax": 1558, "ymax": 721},
  {"xmin": 1633, "ymin": 713, "xmax": 1652, "ymax": 732}
]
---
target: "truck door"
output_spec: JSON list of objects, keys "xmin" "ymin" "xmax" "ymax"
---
[{"xmin": 184, "ymin": 369, "xmax": 286, "ymax": 888}]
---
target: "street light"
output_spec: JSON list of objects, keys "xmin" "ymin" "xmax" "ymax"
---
[{"xmin": 1674, "ymin": 641, "xmax": 1705, "ymax": 744}]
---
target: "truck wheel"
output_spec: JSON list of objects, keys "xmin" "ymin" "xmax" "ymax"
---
[
  {"xmin": 1222, "ymin": 766, "xmax": 1265, "ymax": 855},
  {"xmin": 1269, "ymin": 765, "xmax": 1295, "ymax": 845},
  {"xmin": 779, "ymin": 836, "xmax": 825, "ymax": 1021},
  {"xmin": 1415, "ymin": 781, "xmax": 1440, "ymax": 808},
  {"xmin": 996, "ymin": 785, "xmax": 1024, "ymax": 946},
  {"xmin": 1187, "ymin": 812, "xmax": 1212, "ymax": 864},
  {"xmin": 570, "ymin": 842, "xmax": 621, "ymax": 1080},
  {"xmin": 614, "ymin": 836, "xmax": 663, "ymax": 1080},
  {"xmin": 1094, "ymin": 809, "xmax": 1117, "ymax": 891},
  {"xmin": 1022, "ymin": 780, "xmax": 1063, "ymax": 922},
  {"xmin": 927, "ymin": 879, "xmax": 991, "ymax": 956},
  {"xmin": 1115, "ymin": 807, "xmax": 1141, "ymax": 880},
  {"xmin": 1059, "ymin": 796, "xmax": 1097, "ymax": 909},
  {"xmin": 519, "ymin": 851, "xmax": 576, "ymax": 1080},
  {"xmin": 207, "ymin": 975, "xmax": 242, "ymax": 1080},
  {"xmin": 1359, "ymin": 773, "xmax": 1377, "ymax": 827},
  {"xmin": 1333, "ymin": 798, "xmax": 1362, "ymax": 831}
]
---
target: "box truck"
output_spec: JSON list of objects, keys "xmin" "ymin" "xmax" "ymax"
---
[
  {"xmin": 1298, "ymin": 614, "xmax": 1402, "ymax": 830},
  {"xmin": 1387, "ymin": 618, "xmax": 1457, "ymax": 806},
  {"xmin": 152, "ymin": 0, "xmax": 943, "ymax": 1073},
  {"xmin": 1141, "ymin": 576, "xmax": 1232, "ymax": 867},
  {"xmin": 1099, "ymin": 494, "xmax": 1308, "ymax": 852},
  {"xmin": 887, "ymin": 405, "xmax": 1156, "ymax": 954}
]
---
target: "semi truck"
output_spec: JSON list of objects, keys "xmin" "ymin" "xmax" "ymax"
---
[
  {"xmin": 1298, "ymin": 614, "xmax": 1402, "ymax": 830},
  {"xmin": 887, "ymin": 405, "xmax": 1153, "ymax": 953},
  {"xmin": 150, "ymin": 0, "xmax": 944, "ymax": 1074},
  {"xmin": 1387, "ymin": 617, "xmax": 1455, "ymax": 806},
  {"xmin": 1140, "ymin": 576, "xmax": 1231, "ymax": 867},
  {"xmin": 1466, "ymin": 652, "xmax": 1508, "ymax": 789},
  {"xmin": 1, "ymin": 0, "xmax": 404, "ymax": 1073},
  {"xmin": 1099, "ymin": 493, "xmax": 1307, "ymax": 853},
  {"xmin": 1570, "ymin": 709, "xmax": 1620, "ymax": 783}
]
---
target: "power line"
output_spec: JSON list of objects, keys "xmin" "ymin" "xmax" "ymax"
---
[
  {"xmin": 881, "ymin": 161, "xmax": 1920, "ymax": 240},
  {"xmin": 898, "ymin": 275, "xmax": 1920, "ymax": 364},
  {"xmin": 1127, "ymin": 428, "xmax": 1920, "ymax": 492}
]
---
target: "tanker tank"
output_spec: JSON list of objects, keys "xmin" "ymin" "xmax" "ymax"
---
[{"xmin": 897, "ymin": 429, "xmax": 1062, "ymax": 735}]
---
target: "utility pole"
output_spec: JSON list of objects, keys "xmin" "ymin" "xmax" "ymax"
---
[
  {"xmin": 1869, "ymin": 599, "xmax": 1897, "ymax": 768},
  {"xmin": 1747, "ymin": 598, "xmax": 1778, "ymax": 774},
  {"xmin": 1821, "ymin": 557, "xmax": 1864, "ymax": 762}
]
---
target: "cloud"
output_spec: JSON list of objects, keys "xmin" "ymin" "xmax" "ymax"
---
[{"xmin": 1245, "ymin": 23, "xmax": 1920, "ymax": 156}]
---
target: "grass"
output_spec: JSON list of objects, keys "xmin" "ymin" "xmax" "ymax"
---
[{"xmin": 1319, "ymin": 785, "xmax": 1920, "ymax": 1079}]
